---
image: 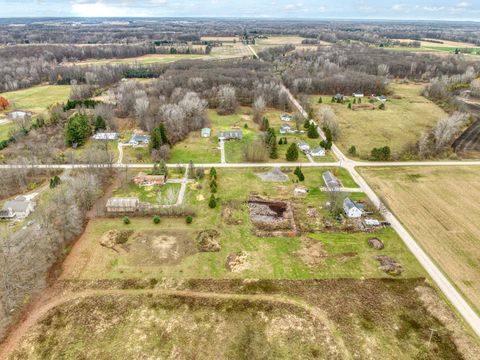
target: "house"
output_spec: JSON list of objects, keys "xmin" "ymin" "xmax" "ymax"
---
[
  {"xmin": 280, "ymin": 114, "xmax": 292, "ymax": 122},
  {"xmin": 218, "ymin": 130, "xmax": 243, "ymax": 141},
  {"xmin": 1, "ymin": 196, "xmax": 35, "ymax": 219},
  {"xmin": 106, "ymin": 197, "xmax": 139, "ymax": 213},
  {"xmin": 128, "ymin": 133, "xmax": 150, "ymax": 146},
  {"xmin": 353, "ymin": 92, "xmax": 364, "ymax": 98},
  {"xmin": 8, "ymin": 111, "xmax": 28, "ymax": 120},
  {"xmin": 343, "ymin": 197, "xmax": 363, "ymax": 218},
  {"xmin": 279, "ymin": 124, "xmax": 293, "ymax": 134},
  {"xmin": 311, "ymin": 146, "xmax": 326, "ymax": 157},
  {"xmin": 93, "ymin": 132, "xmax": 119, "ymax": 141},
  {"xmin": 201, "ymin": 128, "xmax": 211, "ymax": 138},
  {"xmin": 364, "ymin": 219, "xmax": 381, "ymax": 227},
  {"xmin": 334, "ymin": 93, "xmax": 347, "ymax": 102},
  {"xmin": 133, "ymin": 172, "xmax": 166, "ymax": 186},
  {"xmin": 297, "ymin": 142, "xmax": 310, "ymax": 153},
  {"xmin": 376, "ymin": 95, "xmax": 388, "ymax": 102},
  {"xmin": 322, "ymin": 171, "xmax": 341, "ymax": 191}
]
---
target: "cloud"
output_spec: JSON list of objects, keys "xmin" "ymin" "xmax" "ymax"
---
[{"xmin": 70, "ymin": 1, "xmax": 150, "ymax": 17}]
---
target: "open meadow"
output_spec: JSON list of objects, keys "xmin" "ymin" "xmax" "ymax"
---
[
  {"xmin": 311, "ymin": 82, "xmax": 447, "ymax": 159},
  {"xmin": 359, "ymin": 166, "xmax": 480, "ymax": 314},
  {"xmin": 0, "ymin": 85, "xmax": 71, "ymax": 115}
]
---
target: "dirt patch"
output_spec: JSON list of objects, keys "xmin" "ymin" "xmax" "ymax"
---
[
  {"xmin": 248, "ymin": 195, "xmax": 297, "ymax": 237},
  {"xmin": 129, "ymin": 230, "xmax": 196, "ymax": 266},
  {"xmin": 196, "ymin": 230, "xmax": 221, "ymax": 252},
  {"xmin": 296, "ymin": 237, "xmax": 327, "ymax": 267},
  {"xmin": 375, "ymin": 255, "xmax": 403, "ymax": 275},
  {"xmin": 255, "ymin": 168, "xmax": 289, "ymax": 182},
  {"xmin": 99, "ymin": 230, "xmax": 133, "ymax": 252},
  {"xmin": 221, "ymin": 206, "xmax": 242, "ymax": 225},
  {"xmin": 352, "ymin": 103, "xmax": 375, "ymax": 110},
  {"xmin": 226, "ymin": 251, "xmax": 250, "ymax": 272},
  {"xmin": 368, "ymin": 238, "xmax": 384, "ymax": 250}
]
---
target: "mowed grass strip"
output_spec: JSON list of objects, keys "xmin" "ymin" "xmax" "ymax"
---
[
  {"xmin": 0, "ymin": 85, "xmax": 71, "ymax": 115},
  {"xmin": 311, "ymin": 83, "xmax": 447, "ymax": 159},
  {"xmin": 359, "ymin": 166, "xmax": 480, "ymax": 314}
]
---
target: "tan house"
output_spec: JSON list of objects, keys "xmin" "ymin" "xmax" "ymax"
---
[{"xmin": 133, "ymin": 172, "xmax": 167, "ymax": 187}]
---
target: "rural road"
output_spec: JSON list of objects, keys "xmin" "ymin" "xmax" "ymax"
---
[{"xmin": 219, "ymin": 138, "xmax": 226, "ymax": 164}]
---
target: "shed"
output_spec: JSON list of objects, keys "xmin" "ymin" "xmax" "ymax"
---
[
  {"xmin": 353, "ymin": 92, "xmax": 364, "ymax": 98},
  {"xmin": 106, "ymin": 197, "xmax": 139, "ymax": 213},
  {"xmin": 218, "ymin": 130, "xmax": 243, "ymax": 141},
  {"xmin": 279, "ymin": 125, "xmax": 293, "ymax": 134},
  {"xmin": 364, "ymin": 219, "xmax": 381, "ymax": 227},
  {"xmin": 280, "ymin": 114, "xmax": 292, "ymax": 122},
  {"xmin": 297, "ymin": 142, "xmax": 310, "ymax": 153},
  {"xmin": 343, "ymin": 197, "xmax": 363, "ymax": 218},
  {"xmin": 322, "ymin": 171, "xmax": 341, "ymax": 191},
  {"xmin": 201, "ymin": 128, "xmax": 211, "ymax": 138},
  {"xmin": 376, "ymin": 95, "xmax": 388, "ymax": 102},
  {"xmin": 8, "ymin": 111, "xmax": 28, "ymax": 120}
]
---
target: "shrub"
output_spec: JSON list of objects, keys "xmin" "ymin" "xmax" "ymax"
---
[
  {"xmin": 185, "ymin": 215, "xmax": 193, "ymax": 224},
  {"xmin": 208, "ymin": 194, "xmax": 217, "ymax": 208},
  {"xmin": 294, "ymin": 166, "xmax": 305, "ymax": 181},
  {"xmin": 307, "ymin": 123, "xmax": 319, "ymax": 139},
  {"xmin": 303, "ymin": 119, "xmax": 310, "ymax": 129},
  {"xmin": 348, "ymin": 145, "xmax": 357, "ymax": 156},
  {"xmin": 286, "ymin": 143, "xmax": 299, "ymax": 161},
  {"xmin": 210, "ymin": 179, "xmax": 218, "ymax": 193},
  {"xmin": 123, "ymin": 216, "xmax": 130, "ymax": 225},
  {"xmin": 318, "ymin": 97, "xmax": 323, "ymax": 104},
  {"xmin": 209, "ymin": 167, "xmax": 217, "ymax": 179},
  {"xmin": 153, "ymin": 215, "xmax": 161, "ymax": 224},
  {"xmin": 370, "ymin": 146, "xmax": 391, "ymax": 161}
]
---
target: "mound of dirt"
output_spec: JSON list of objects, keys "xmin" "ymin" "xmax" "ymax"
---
[
  {"xmin": 296, "ymin": 237, "xmax": 327, "ymax": 267},
  {"xmin": 99, "ymin": 230, "xmax": 133, "ymax": 251},
  {"xmin": 196, "ymin": 230, "xmax": 221, "ymax": 252},
  {"xmin": 248, "ymin": 195, "xmax": 297, "ymax": 236},
  {"xmin": 226, "ymin": 251, "xmax": 250, "ymax": 272},
  {"xmin": 368, "ymin": 238, "xmax": 384, "ymax": 250},
  {"xmin": 375, "ymin": 255, "xmax": 402, "ymax": 275}
]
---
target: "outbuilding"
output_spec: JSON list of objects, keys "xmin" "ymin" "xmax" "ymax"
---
[
  {"xmin": 93, "ymin": 132, "xmax": 119, "ymax": 141},
  {"xmin": 106, "ymin": 197, "xmax": 139, "ymax": 213},
  {"xmin": 201, "ymin": 128, "xmax": 211, "ymax": 138},
  {"xmin": 311, "ymin": 146, "xmax": 326, "ymax": 157},
  {"xmin": 343, "ymin": 197, "xmax": 363, "ymax": 218},
  {"xmin": 280, "ymin": 114, "xmax": 292, "ymax": 122},
  {"xmin": 297, "ymin": 142, "xmax": 310, "ymax": 153},
  {"xmin": 128, "ymin": 133, "xmax": 150, "ymax": 146},
  {"xmin": 322, "ymin": 171, "xmax": 341, "ymax": 191}
]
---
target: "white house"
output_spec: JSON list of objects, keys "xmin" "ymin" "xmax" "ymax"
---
[
  {"xmin": 279, "ymin": 125, "xmax": 293, "ymax": 134},
  {"xmin": 297, "ymin": 142, "xmax": 310, "ymax": 153},
  {"xmin": 1, "ymin": 196, "xmax": 35, "ymax": 219},
  {"xmin": 311, "ymin": 146, "xmax": 326, "ymax": 157},
  {"xmin": 353, "ymin": 92, "xmax": 364, "ymax": 98},
  {"xmin": 280, "ymin": 114, "xmax": 292, "ymax": 122},
  {"xmin": 343, "ymin": 198, "xmax": 363, "ymax": 218},
  {"xmin": 93, "ymin": 132, "xmax": 119, "ymax": 141},
  {"xmin": 128, "ymin": 133, "xmax": 150, "ymax": 146}
]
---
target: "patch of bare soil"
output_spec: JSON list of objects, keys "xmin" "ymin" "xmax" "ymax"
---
[
  {"xmin": 221, "ymin": 206, "xmax": 242, "ymax": 225},
  {"xmin": 196, "ymin": 230, "xmax": 221, "ymax": 252},
  {"xmin": 248, "ymin": 195, "xmax": 297, "ymax": 237},
  {"xmin": 296, "ymin": 237, "xmax": 327, "ymax": 267},
  {"xmin": 129, "ymin": 230, "xmax": 196, "ymax": 266},
  {"xmin": 226, "ymin": 251, "xmax": 250, "ymax": 272},
  {"xmin": 375, "ymin": 255, "xmax": 403, "ymax": 275},
  {"xmin": 368, "ymin": 237, "xmax": 384, "ymax": 250}
]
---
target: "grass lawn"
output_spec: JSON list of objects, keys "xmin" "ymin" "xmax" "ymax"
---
[
  {"xmin": 310, "ymin": 83, "xmax": 447, "ymax": 159},
  {"xmin": 63, "ymin": 167, "xmax": 423, "ymax": 281},
  {"xmin": 0, "ymin": 85, "xmax": 71, "ymax": 115},
  {"xmin": 113, "ymin": 181, "xmax": 181, "ymax": 205},
  {"xmin": 359, "ymin": 165, "xmax": 480, "ymax": 314},
  {"xmin": 0, "ymin": 121, "xmax": 16, "ymax": 141}
]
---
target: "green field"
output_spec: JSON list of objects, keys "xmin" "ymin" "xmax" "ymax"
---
[
  {"xmin": 0, "ymin": 121, "xmax": 16, "ymax": 141},
  {"xmin": 311, "ymin": 83, "xmax": 447, "ymax": 159},
  {"xmin": 0, "ymin": 85, "xmax": 71, "ymax": 115}
]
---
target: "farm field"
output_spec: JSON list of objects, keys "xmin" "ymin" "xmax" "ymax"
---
[
  {"xmin": 388, "ymin": 39, "xmax": 480, "ymax": 55},
  {"xmin": 200, "ymin": 36, "xmax": 239, "ymax": 42},
  {"xmin": 0, "ymin": 85, "xmax": 71, "ymax": 115},
  {"xmin": 359, "ymin": 166, "xmax": 480, "ymax": 314},
  {"xmin": 75, "ymin": 53, "xmax": 207, "ymax": 66},
  {"xmin": 311, "ymin": 83, "xmax": 447, "ymax": 159}
]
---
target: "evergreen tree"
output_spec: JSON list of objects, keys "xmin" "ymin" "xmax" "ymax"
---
[
  {"xmin": 150, "ymin": 127, "xmax": 163, "ymax": 151},
  {"xmin": 159, "ymin": 160, "xmax": 168, "ymax": 176},
  {"xmin": 318, "ymin": 97, "xmax": 323, "ymax": 104},
  {"xmin": 210, "ymin": 167, "xmax": 217, "ymax": 179},
  {"xmin": 379, "ymin": 103, "xmax": 386, "ymax": 110},
  {"xmin": 348, "ymin": 102, "xmax": 352, "ymax": 109},
  {"xmin": 208, "ymin": 194, "xmax": 217, "ymax": 208},
  {"xmin": 261, "ymin": 116, "xmax": 270, "ymax": 131},
  {"xmin": 265, "ymin": 127, "xmax": 276, "ymax": 144},
  {"xmin": 331, "ymin": 96, "xmax": 335, "ymax": 103},
  {"xmin": 283, "ymin": 137, "xmax": 287, "ymax": 144},
  {"xmin": 64, "ymin": 113, "xmax": 91, "ymax": 147},
  {"xmin": 294, "ymin": 166, "xmax": 305, "ymax": 181},
  {"xmin": 269, "ymin": 135, "xmax": 278, "ymax": 159},
  {"xmin": 286, "ymin": 143, "xmax": 299, "ymax": 161},
  {"xmin": 303, "ymin": 119, "xmax": 310, "ymax": 129},
  {"xmin": 278, "ymin": 137, "xmax": 283, "ymax": 145},
  {"xmin": 94, "ymin": 115, "xmax": 106, "ymax": 131},
  {"xmin": 159, "ymin": 123, "xmax": 168, "ymax": 144},
  {"xmin": 348, "ymin": 145, "xmax": 357, "ymax": 156},
  {"xmin": 307, "ymin": 123, "xmax": 319, "ymax": 139},
  {"xmin": 210, "ymin": 179, "xmax": 218, "ymax": 193}
]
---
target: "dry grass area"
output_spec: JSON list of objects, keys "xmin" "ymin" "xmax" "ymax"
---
[
  {"xmin": 359, "ymin": 166, "xmax": 480, "ymax": 314},
  {"xmin": 9, "ymin": 279, "xmax": 479, "ymax": 360},
  {"xmin": 397, "ymin": 38, "xmax": 478, "ymax": 48},
  {"xmin": 256, "ymin": 36, "xmax": 307, "ymax": 46},
  {"xmin": 201, "ymin": 36, "xmax": 239, "ymax": 42},
  {"xmin": 311, "ymin": 83, "xmax": 447, "ymax": 158}
]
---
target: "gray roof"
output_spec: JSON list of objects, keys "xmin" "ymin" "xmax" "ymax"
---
[
  {"xmin": 219, "ymin": 130, "xmax": 243, "ymax": 139},
  {"xmin": 130, "ymin": 133, "xmax": 150, "ymax": 143},
  {"xmin": 3, "ymin": 200, "xmax": 32, "ymax": 213},
  {"xmin": 106, "ymin": 197, "xmax": 139, "ymax": 208},
  {"xmin": 343, "ymin": 197, "xmax": 358, "ymax": 211},
  {"xmin": 322, "ymin": 171, "xmax": 341, "ymax": 190}
]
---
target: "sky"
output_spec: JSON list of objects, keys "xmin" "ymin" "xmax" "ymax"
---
[{"xmin": 0, "ymin": 0, "xmax": 479, "ymax": 21}]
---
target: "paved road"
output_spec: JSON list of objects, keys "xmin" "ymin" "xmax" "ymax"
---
[
  {"xmin": 117, "ymin": 143, "xmax": 124, "ymax": 164},
  {"xmin": 219, "ymin": 138, "xmax": 226, "ymax": 164}
]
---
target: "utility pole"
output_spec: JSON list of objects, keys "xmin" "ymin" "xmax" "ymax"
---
[{"xmin": 428, "ymin": 328, "xmax": 437, "ymax": 347}]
